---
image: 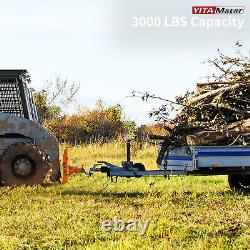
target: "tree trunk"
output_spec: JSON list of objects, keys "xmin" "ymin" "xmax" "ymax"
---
[
  {"xmin": 187, "ymin": 131, "xmax": 226, "ymax": 145},
  {"xmin": 186, "ymin": 118, "xmax": 250, "ymax": 145},
  {"xmin": 188, "ymin": 83, "xmax": 240, "ymax": 105}
]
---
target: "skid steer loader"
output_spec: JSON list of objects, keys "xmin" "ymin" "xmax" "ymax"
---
[{"xmin": 0, "ymin": 70, "xmax": 61, "ymax": 186}]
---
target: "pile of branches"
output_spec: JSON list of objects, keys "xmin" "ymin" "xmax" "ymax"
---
[
  {"xmin": 169, "ymin": 79, "xmax": 250, "ymax": 146},
  {"xmin": 136, "ymin": 44, "xmax": 250, "ymax": 164}
]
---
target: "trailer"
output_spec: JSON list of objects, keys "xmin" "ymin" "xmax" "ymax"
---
[{"xmin": 63, "ymin": 140, "xmax": 250, "ymax": 194}]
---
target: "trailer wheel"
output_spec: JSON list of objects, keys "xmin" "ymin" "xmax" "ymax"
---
[
  {"xmin": 0, "ymin": 143, "xmax": 48, "ymax": 186},
  {"xmin": 228, "ymin": 175, "xmax": 250, "ymax": 194},
  {"xmin": 133, "ymin": 163, "xmax": 146, "ymax": 171},
  {"xmin": 132, "ymin": 163, "xmax": 145, "ymax": 178}
]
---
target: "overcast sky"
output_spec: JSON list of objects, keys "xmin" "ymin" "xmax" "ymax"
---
[{"xmin": 0, "ymin": 0, "xmax": 249, "ymax": 124}]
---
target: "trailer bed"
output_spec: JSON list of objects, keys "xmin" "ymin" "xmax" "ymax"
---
[{"xmin": 159, "ymin": 146, "xmax": 250, "ymax": 173}]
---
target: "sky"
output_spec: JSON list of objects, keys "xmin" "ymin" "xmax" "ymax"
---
[{"xmin": 0, "ymin": 0, "xmax": 249, "ymax": 124}]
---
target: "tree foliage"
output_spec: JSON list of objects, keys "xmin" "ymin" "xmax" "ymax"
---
[
  {"xmin": 44, "ymin": 101, "xmax": 134, "ymax": 144},
  {"xmin": 34, "ymin": 91, "xmax": 61, "ymax": 123}
]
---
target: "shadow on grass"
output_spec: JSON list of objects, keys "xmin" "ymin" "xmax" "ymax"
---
[
  {"xmin": 171, "ymin": 190, "xmax": 250, "ymax": 198},
  {"xmin": 39, "ymin": 182, "xmax": 249, "ymax": 198},
  {"xmin": 61, "ymin": 189, "xmax": 147, "ymax": 198},
  {"xmin": 41, "ymin": 182, "xmax": 61, "ymax": 188},
  {"xmin": 180, "ymin": 190, "xmax": 233, "ymax": 196},
  {"xmin": 60, "ymin": 189, "xmax": 242, "ymax": 198}
]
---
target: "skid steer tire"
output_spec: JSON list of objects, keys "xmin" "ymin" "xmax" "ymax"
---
[
  {"xmin": 228, "ymin": 175, "xmax": 250, "ymax": 194},
  {"xmin": 0, "ymin": 143, "xmax": 48, "ymax": 187}
]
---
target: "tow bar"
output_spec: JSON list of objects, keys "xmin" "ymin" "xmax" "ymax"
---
[{"xmin": 61, "ymin": 141, "xmax": 184, "ymax": 184}]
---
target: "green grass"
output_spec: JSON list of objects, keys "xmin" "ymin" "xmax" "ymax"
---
[{"xmin": 0, "ymin": 142, "xmax": 250, "ymax": 249}]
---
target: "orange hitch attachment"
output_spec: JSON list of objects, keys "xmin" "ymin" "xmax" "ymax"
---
[{"xmin": 61, "ymin": 148, "xmax": 87, "ymax": 184}]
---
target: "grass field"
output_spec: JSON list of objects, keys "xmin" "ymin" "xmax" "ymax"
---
[{"xmin": 0, "ymin": 142, "xmax": 250, "ymax": 249}]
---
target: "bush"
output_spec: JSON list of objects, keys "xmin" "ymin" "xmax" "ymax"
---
[{"xmin": 44, "ymin": 101, "xmax": 134, "ymax": 144}]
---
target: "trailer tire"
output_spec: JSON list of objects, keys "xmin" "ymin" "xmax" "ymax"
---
[
  {"xmin": 228, "ymin": 175, "xmax": 250, "ymax": 194},
  {"xmin": 0, "ymin": 143, "xmax": 48, "ymax": 187},
  {"xmin": 133, "ymin": 163, "xmax": 145, "ymax": 171},
  {"xmin": 132, "ymin": 163, "xmax": 145, "ymax": 178}
]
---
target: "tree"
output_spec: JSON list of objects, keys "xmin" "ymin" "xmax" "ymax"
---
[
  {"xmin": 34, "ymin": 74, "xmax": 80, "ymax": 124},
  {"xmin": 44, "ymin": 74, "xmax": 80, "ymax": 108},
  {"xmin": 34, "ymin": 91, "xmax": 61, "ymax": 124}
]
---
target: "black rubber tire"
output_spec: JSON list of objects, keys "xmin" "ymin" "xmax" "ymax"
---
[
  {"xmin": 228, "ymin": 175, "xmax": 250, "ymax": 194},
  {"xmin": 132, "ymin": 163, "xmax": 146, "ymax": 178},
  {"xmin": 0, "ymin": 143, "xmax": 48, "ymax": 186},
  {"xmin": 133, "ymin": 163, "xmax": 146, "ymax": 171}
]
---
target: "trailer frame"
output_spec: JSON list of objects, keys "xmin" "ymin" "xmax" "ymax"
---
[{"xmin": 62, "ymin": 140, "xmax": 250, "ymax": 193}]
